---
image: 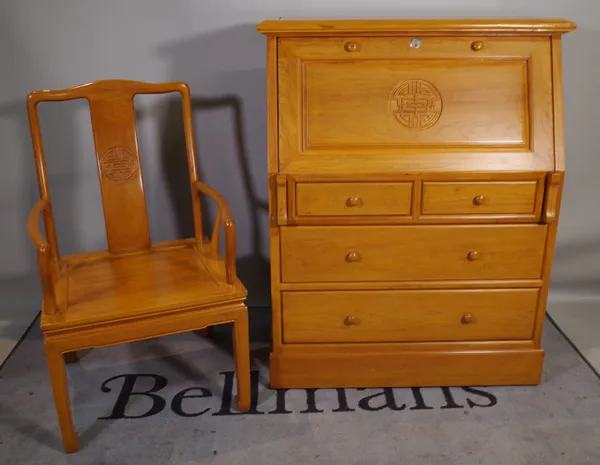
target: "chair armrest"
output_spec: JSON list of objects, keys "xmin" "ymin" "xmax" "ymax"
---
[
  {"xmin": 28, "ymin": 199, "xmax": 50, "ymax": 251},
  {"xmin": 192, "ymin": 181, "xmax": 237, "ymax": 284},
  {"xmin": 27, "ymin": 199, "xmax": 57, "ymax": 313}
]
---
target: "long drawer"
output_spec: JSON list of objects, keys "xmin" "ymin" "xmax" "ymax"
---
[
  {"xmin": 280, "ymin": 225, "xmax": 547, "ymax": 282},
  {"xmin": 282, "ymin": 289, "xmax": 539, "ymax": 343}
]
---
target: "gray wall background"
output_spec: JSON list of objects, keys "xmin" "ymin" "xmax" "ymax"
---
[{"xmin": 1, "ymin": 0, "xmax": 598, "ymax": 340}]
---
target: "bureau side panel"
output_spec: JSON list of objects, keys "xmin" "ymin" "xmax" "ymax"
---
[
  {"xmin": 551, "ymin": 35, "xmax": 565, "ymax": 172},
  {"xmin": 533, "ymin": 172, "xmax": 564, "ymax": 346},
  {"xmin": 267, "ymin": 36, "xmax": 283, "ymax": 349}
]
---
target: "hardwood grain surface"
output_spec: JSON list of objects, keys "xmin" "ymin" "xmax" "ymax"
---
[
  {"xmin": 27, "ymin": 79, "xmax": 252, "ymax": 452},
  {"xmin": 295, "ymin": 181, "xmax": 412, "ymax": 217},
  {"xmin": 281, "ymin": 225, "xmax": 547, "ymax": 282},
  {"xmin": 282, "ymin": 289, "xmax": 539, "ymax": 343},
  {"xmin": 421, "ymin": 181, "xmax": 539, "ymax": 215},
  {"xmin": 258, "ymin": 18, "xmax": 575, "ymax": 389},
  {"xmin": 277, "ymin": 36, "xmax": 554, "ymax": 173},
  {"xmin": 257, "ymin": 18, "xmax": 576, "ymax": 36}
]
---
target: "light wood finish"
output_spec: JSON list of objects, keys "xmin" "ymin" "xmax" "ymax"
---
[
  {"xmin": 257, "ymin": 18, "xmax": 576, "ymax": 36},
  {"xmin": 282, "ymin": 339, "xmax": 535, "ymax": 353},
  {"xmin": 283, "ymin": 172, "xmax": 547, "ymax": 225},
  {"xmin": 257, "ymin": 19, "xmax": 575, "ymax": 389},
  {"xmin": 270, "ymin": 349, "xmax": 544, "ymax": 388},
  {"xmin": 41, "ymin": 243, "xmax": 242, "ymax": 333},
  {"xmin": 295, "ymin": 182, "xmax": 412, "ymax": 217},
  {"xmin": 281, "ymin": 225, "xmax": 547, "ymax": 282},
  {"xmin": 282, "ymin": 289, "xmax": 539, "ymax": 343},
  {"xmin": 45, "ymin": 343, "xmax": 78, "ymax": 452},
  {"xmin": 298, "ymin": 52, "xmax": 529, "ymax": 147},
  {"xmin": 26, "ymin": 80, "xmax": 251, "ymax": 453},
  {"xmin": 534, "ymin": 172, "xmax": 565, "ymax": 345},
  {"xmin": 279, "ymin": 279, "xmax": 544, "ymax": 291},
  {"xmin": 277, "ymin": 36, "xmax": 554, "ymax": 173},
  {"xmin": 421, "ymin": 181, "xmax": 541, "ymax": 216},
  {"xmin": 267, "ymin": 36, "xmax": 284, "ymax": 351},
  {"xmin": 551, "ymin": 35, "xmax": 566, "ymax": 171},
  {"xmin": 276, "ymin": 173, "xmax": 288, "ymax": 225}
]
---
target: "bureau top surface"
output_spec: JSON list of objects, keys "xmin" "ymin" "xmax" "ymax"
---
[{"xmin": 256, "ymin": 18, "xmax": 576, "ymax": 36}]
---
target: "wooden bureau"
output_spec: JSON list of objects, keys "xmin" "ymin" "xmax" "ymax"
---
[{"xmin": 256, "ymin": 18, "xmax": 576, "ymax": 388}]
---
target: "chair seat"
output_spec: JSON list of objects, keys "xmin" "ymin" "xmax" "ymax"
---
[{"xmin": 41, "ymin": 241, "xmax": 246, "ymax": 333}]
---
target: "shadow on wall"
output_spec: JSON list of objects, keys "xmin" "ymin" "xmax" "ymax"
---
[
  {"xmin": 1, "ymin": 97, "xmax": 103, "ymax": 260},
  {"xmin": 550, "ymin": 238, "xmax": 600, "ymax": 295},
  {"xmin": 156, "ymin": 24, "xmax": 271, "ymax": 323},
  {"xmin": 0, "ymin": 23, "xmax": 271, "ymax": 345},
  {"xmin": 0, "ymin": 100, "xmax": 40, "ymax": 273},
  {"xmin": 156, "ymin": 93, "xmax": 271, "ymax": 315},
  {"xmin": 0, "ymin": 99, "xmax": 53, "ymax": 353},
  {"xmin": 549, "ymin": 24, "xmax": 600, "ymax": 296},
  {"xmin": 0, "ymin": 94, "xmax": 108, "ymax": 345},
  {"xmin": 151, "ymin": 21, "xmax": 600, "ymax": 307}
]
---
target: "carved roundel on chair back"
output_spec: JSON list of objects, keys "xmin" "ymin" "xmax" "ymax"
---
[
  {"xmin": 100, "ymin": 147, "xmax": 139, "ymax": 183},
  {"xmin": 390, "ymin": 79, "xmax": 443, "ymax": 130}
]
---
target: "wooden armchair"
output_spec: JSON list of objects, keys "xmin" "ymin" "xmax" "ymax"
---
[{"xmin": 26, "ymin": 80, "xmax": 251, "ymax": 453}]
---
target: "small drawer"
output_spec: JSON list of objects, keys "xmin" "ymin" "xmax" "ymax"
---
[
  {"xmin": 295, "ymin": 182, "xmax": 412, "ymax": 217},
  {"xmin": 282, "ymin": 289, "xmax": 539, "ymax": 343},
  {"xmin": 421, "ymin": 181, "xmax": 541, "ymax": 216},
  {"xmin": 280, "ymin": 225, "xmax": 547, "ymax": 283}
]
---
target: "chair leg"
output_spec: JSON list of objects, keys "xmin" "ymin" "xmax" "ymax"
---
[
  {"xmin": 44, "ymin": 344, "xmax": 79, "ymax": 453},
  {"xmin": 232, "ymin": 308, "xmax": 251, "ymax": 411},
  {"xmin": 64, "ymin": 352, "xmax": 78, "ymax": 364}
]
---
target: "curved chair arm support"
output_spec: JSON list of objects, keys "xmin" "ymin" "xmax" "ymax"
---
[
  {"xmin": 192, "ymin": 181, "xmax": 237, "ymax": 284},
  {"xmin": 28, "ymin": 199, "xmax": 50, "ymax": 250},
  {"xmin": 28, "ymin": 199, "xmax": 57, "ymax": 313}
]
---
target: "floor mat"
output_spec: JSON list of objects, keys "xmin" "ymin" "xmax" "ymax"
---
[
  {"xmin": 547, "ymin": 294, "xmax": 600, "ymax": 375},
  {"xmin": 0, "ymin": 314, "xmax": 599, "ymax": 465}
]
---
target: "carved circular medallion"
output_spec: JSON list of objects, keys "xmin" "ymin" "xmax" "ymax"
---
[
  {"xmin": 390, "ymin": 79, "xmax": 443, "ymax": 130},
  {"xmin": 100, "ymin": 147, "xmax": 138, "ymax": 182}
]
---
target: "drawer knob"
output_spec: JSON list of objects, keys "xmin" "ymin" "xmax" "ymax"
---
[
  {"xmin": 471, "ymin": 41, "xmax": 484, "ymax": 51},
  {"xmin": 344, "ymin": 42, "xmax": 359, "ymax": 52},
  {"xmin": 466, "ymin": 251, "xmax": 480, "ymax": 261},
  {"xmin": 345, "ymin": 252, "xmax": 361, "ymax": 263},
  {"xmin": 472, "ymin": 195, "xmax": 485, "ymax": 206},
  {"xmin": 461, "ymin": 313, "xmax": 474, "ymax": 324},
  {"xmin": 346, "ymin": 196, "xmax": 363, "ymax": 207},
  {"xmin": 344, "ymin": 315, "xmax": 360, "ymax": 326}
]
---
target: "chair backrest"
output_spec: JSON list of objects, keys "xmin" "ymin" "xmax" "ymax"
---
[{"xmin": 27, "ymin": 80, "xmax": 201, "ymax": 258}]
